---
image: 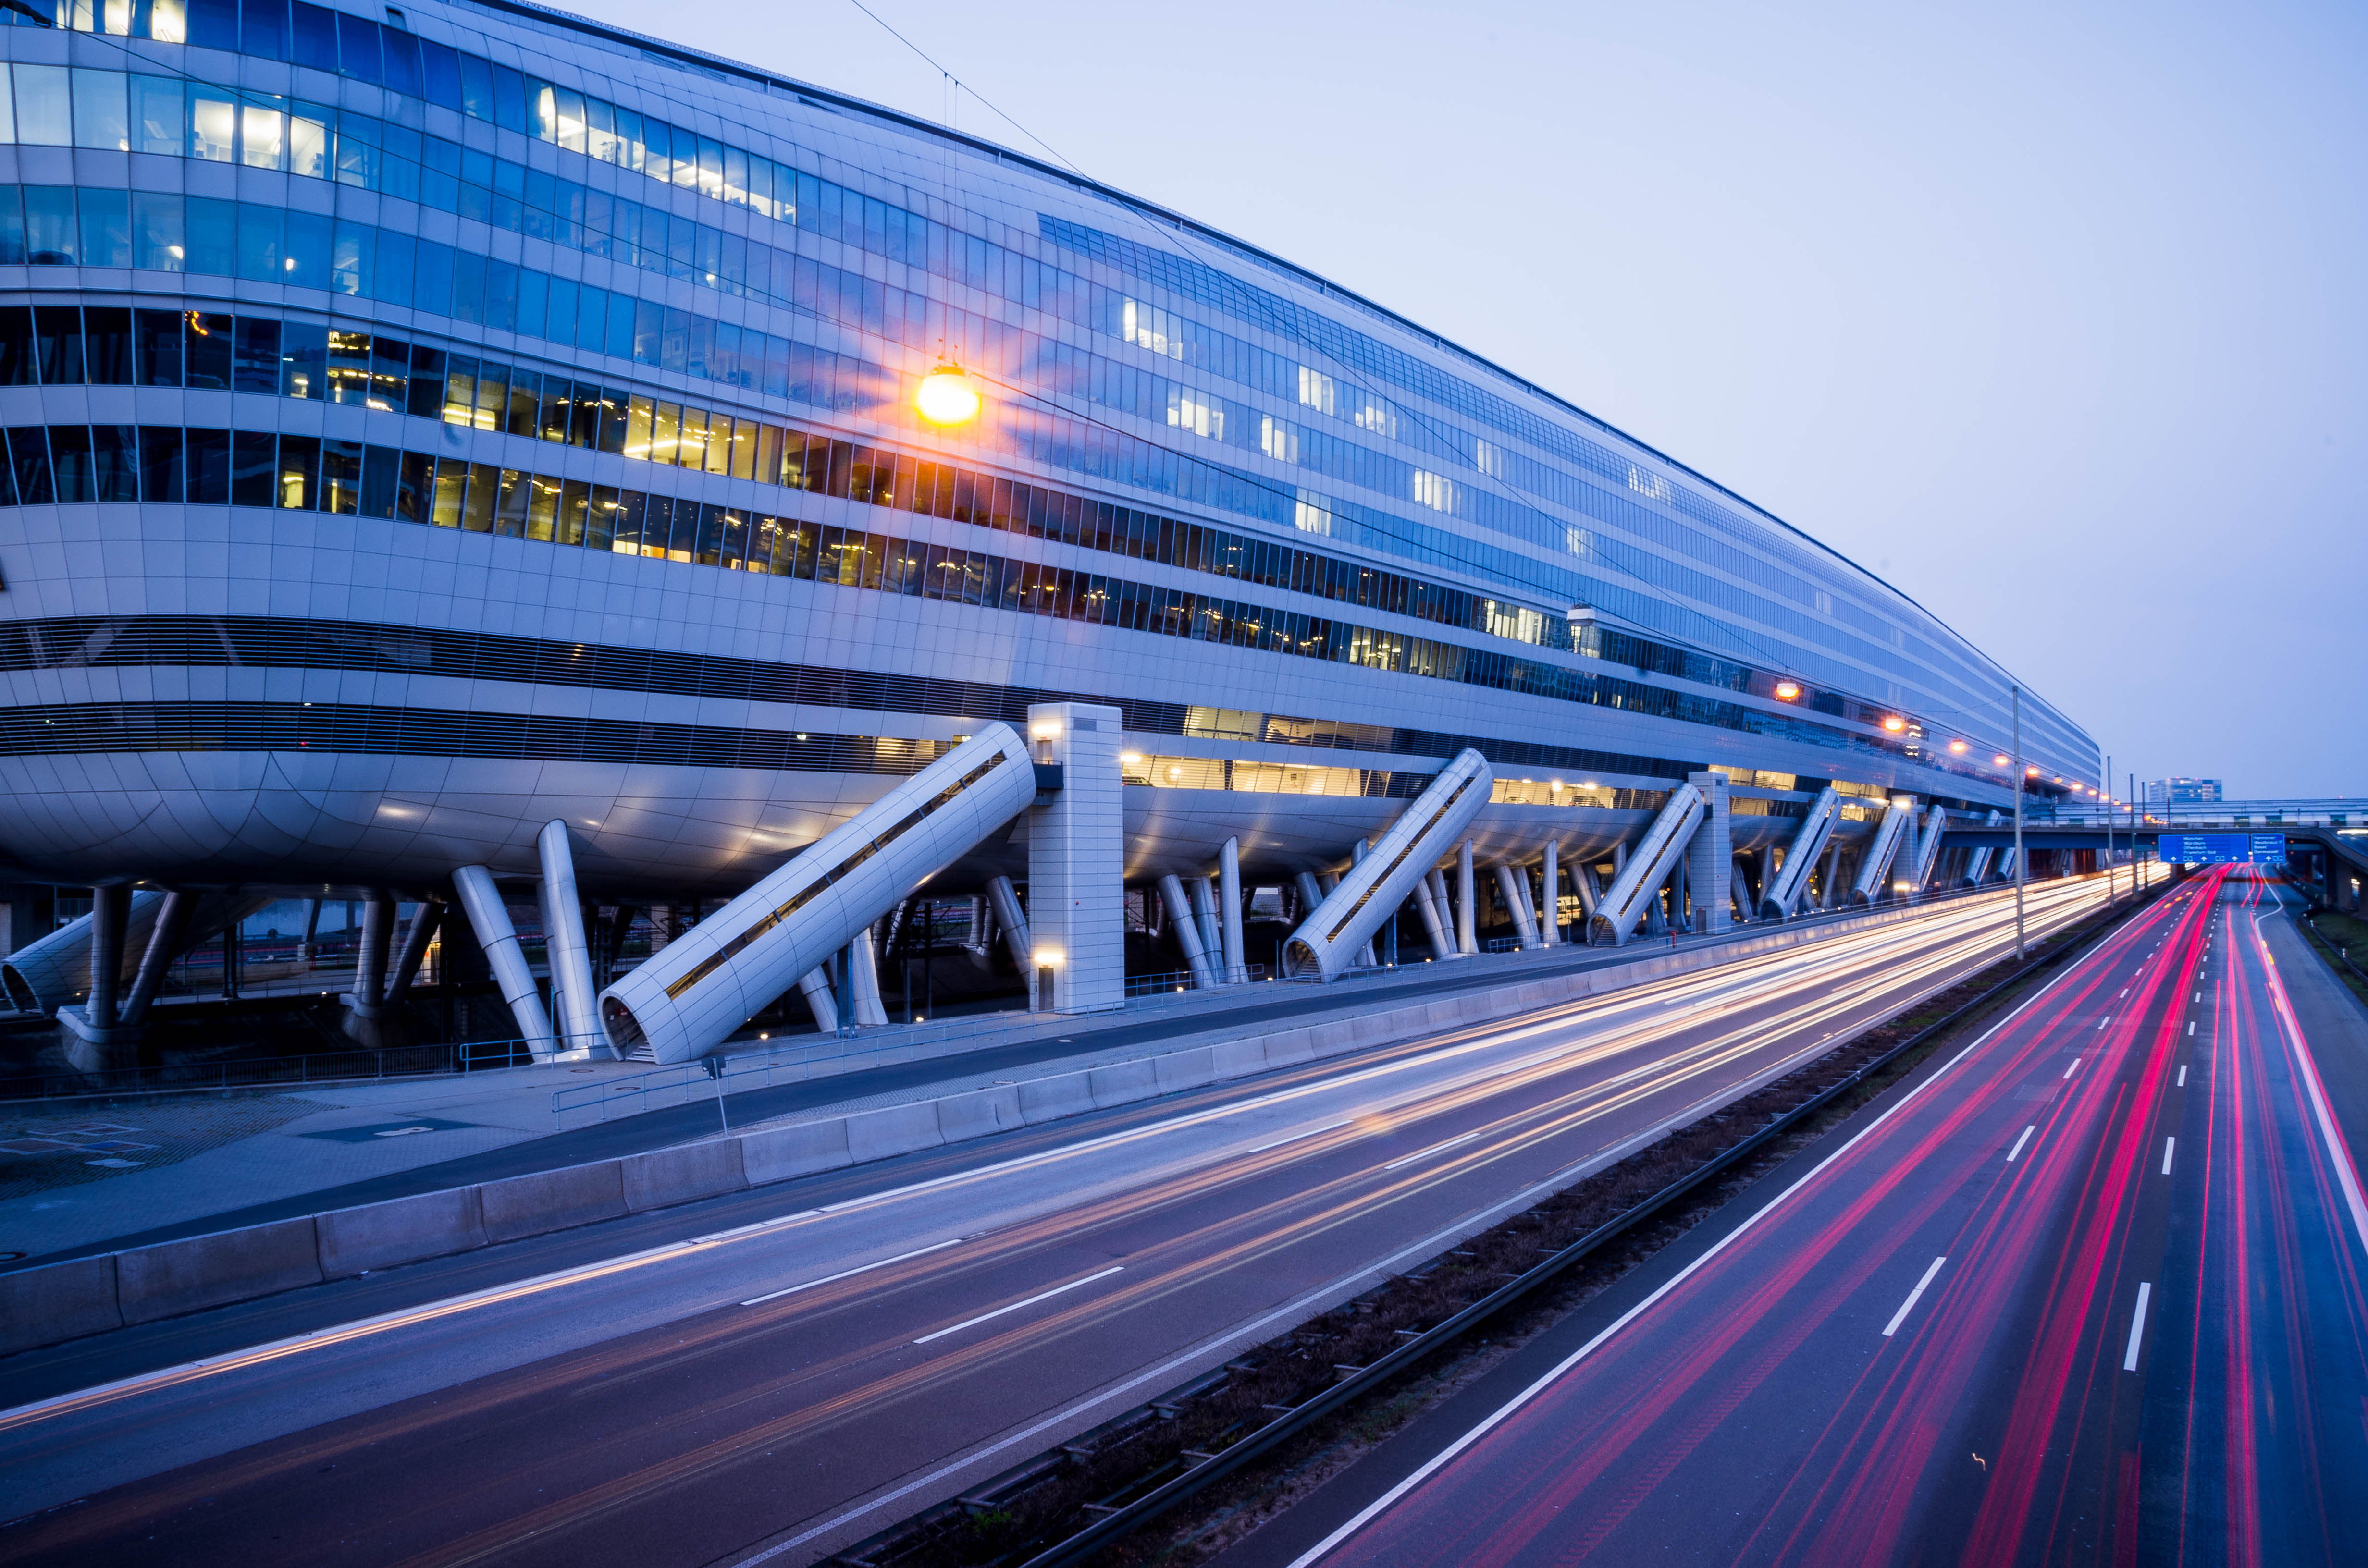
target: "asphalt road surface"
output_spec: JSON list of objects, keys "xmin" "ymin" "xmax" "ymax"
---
[
  {"xmin": 1255, "ymin": 868, "xmax": 2368, "ymax": 1568},
  {"xmin": 0, "ymin": 878, "xmax": 2113, "ymax": 1567}
]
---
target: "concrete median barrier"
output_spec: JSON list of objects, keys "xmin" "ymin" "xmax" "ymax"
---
[
  {"xmin": 116, "ymin": 1217, "xmax": 321, "ymax": 1324},
  {"xmin": 318, "ymin": 1188, "xmax": 488, "ymax": 1279},
  {"xmin": 478, "ymin": 1162, "xmax": 628, "ymax": 1244},
  {"xmin": 0, "ymin": 1255, "xmax": 120, "ymax": 1354},
  {"xmin": 622, "ymin": 1140, "xmax": 750, "ymax": 1213},
  {"xmin": 742, "ymin": 1118, "xmax": 853, "ymax": 1184},
  {"xmin": 935, "ymin": 1085, "xmax": 1024, "ymax": 1144},
  {"xmin": 843, "ymin": 1101, "xmax": 945, "ymax": 1164}
]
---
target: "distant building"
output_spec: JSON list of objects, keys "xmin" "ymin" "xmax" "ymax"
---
[{"xmin": 2146, "ymin": 778, "xmax": 2225, "ymax": 806}]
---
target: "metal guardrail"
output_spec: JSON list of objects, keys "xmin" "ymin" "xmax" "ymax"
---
[
  {"xmin": 1123, "ymin": 965, "xmax": 1268, "ymax": 998},
  {"xmin": 2033, "ymin": 799, "xmax": 2364, "ymax": 830},
  {"xmin": 0, "ymin": 1037, "xmax": 538, "ymax": 1103}
]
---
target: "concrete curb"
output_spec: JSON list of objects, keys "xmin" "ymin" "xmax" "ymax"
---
[{"xmin": 0, "ymin": 892, "xmax": 2009, "ymax": 1357}]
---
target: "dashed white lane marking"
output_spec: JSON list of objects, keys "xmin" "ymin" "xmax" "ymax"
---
[
  {"xmin": 1383, "ymin": 1129, "xmax": 1484, "ymax": 1170},
  {"xmin": 2006, "ymin": 1126, "xmax": 2035, "ymax": 1162},
  {"xmin": 742, "ymin": 1238, "xmax": 966, "ymax": 1307},
  {"xmin": 2178, "ymin": 1066, "xmax": 2187, "ymax": 1087},
  {"xmin": 913, "ymin": 1266, "xmax": 1125, "ymax": 1345},
  {"xmin": 2162, "ymin": 1138, "xmax": 2177, "ymax": 1176},
  {"xmin": 2123, "ymin": 1282, "xmax": 2152, "ymax": 1372},
  {"xmin": 2063, "ymin": 1058, "xmax": 2082, "ymax": 1079},
  {"xmin": 1883, "ymin": 1256, "xmax": 1949, "ymax": 1338}
]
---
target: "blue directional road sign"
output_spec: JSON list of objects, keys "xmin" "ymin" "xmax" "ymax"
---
[{"xmin": 2156, "ymin": 833, "xmax": 2287, "ymax": 865}]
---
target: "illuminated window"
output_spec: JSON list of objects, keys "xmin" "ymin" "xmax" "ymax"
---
[
  {"xmin": 1475, "ymin": 438, "xmax": 1503, "ymax": 478},
  {"xmin": 1260, "ymin": 416, "xmax": 1299, "ymax": 465},
  {"xmin": 1293, "ymin": 489, "xmax": 1333, "ymax": 536},
  {"xmin": 1167, "ymin": 386, "xmax": 1222, "ymax": 441},
  {"xmin": 1122, "ymin": 299, "xmax": 1183, "ymax": 359},
  {"xmin": 1565, "ymin": 525, "xmax": 1594, "ymax": 561},
  {"xmin": 1297, "ymin": 366, "xmax": 1335, "ymax": 416},
  {"xmin": 1354, "ymin": 392, "xmax": 1398, "ymax": 439},
  {"xmin": 1411, "ymin": 469, "xmax": 1455, "ymax": 513}
]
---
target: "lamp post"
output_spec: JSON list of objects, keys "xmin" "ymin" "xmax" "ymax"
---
[
  {"xmin": 2013, "ymin": 685, "xmax": 2025, "ymax": 960},
  {"xmin": 2105, "ymin": 753, "xmax": 2114, "ymax": 903}
]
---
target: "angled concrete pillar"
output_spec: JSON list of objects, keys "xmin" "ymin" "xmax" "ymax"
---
[
  {"xmin": 536, "ymin": 821, "xmax": 609, "ymax": 1058},
  {"xmin": 985, "ymin": 875, "xmax": 1033, "ymax": 977},
  {"xmin": 1540, "ymin": 840, "xmax": 1561, "ymax": 945},
  {"xmin": 116, "ymin": 889, "xmax": 196, "ymax": 1029},
  {"xmin": 1413, "ymin": 871, "xmax": 1455, "ymax": 959},
  {"xmin": 1455, "ymin": 841, "xmax": 1478, "ymax": 954},
  {"xmin": 1494, "ymin": 864, "xmax": 1541, "ymax": 948},
  {"xmin": 1159, "ymin": 874, "xmax": 1218, "ymax": 989},
  {"xmin": 452, "ymin": 867, "xmax": 557, "ymax": 1061},
  {"xmin": 1218, "ymin": 835, "xmax": 1246, "ymax": 985},
  {"xmin": 849, "ymin": 928, "xmax": 889, "ymax": 1027},
  {"xmin": 796, "ymin": 966, "xmax": 836, "ymax": 1031},
  {"xmin": 385, "ymin": 896, "xmax": 445, "ymax": 1005},
  {"xmin": 1027, "ymin": 701, "xmax": 1125, "ymax": 1012},
  {"xmin": 1686, "ymin": 771, "xmax": 1732, "ymax": 934},
  {"xmin": 1191, "ymin": 875, "xmax": 1224, "ymax": 982}
]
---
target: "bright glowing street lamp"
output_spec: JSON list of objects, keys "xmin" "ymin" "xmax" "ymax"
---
[{"xmin": 915, "ymin": 360, "xmax": 981, "ymax": 425}]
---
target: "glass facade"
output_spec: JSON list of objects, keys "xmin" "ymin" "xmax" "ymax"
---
[{"xmin": 0, "ymin": 0, "xmax": 2097, "ymax": 868}]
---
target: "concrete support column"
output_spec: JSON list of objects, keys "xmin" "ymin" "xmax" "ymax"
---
[
  {"xmin": 1218, "ymin": 835, "xmax": 1246, "ymax": 985},
  {"xmin": 385, "ymin": 896, "xmax": 444, "ymax": 1005},
  {"xmin": 1575, "ymin": 861, "xmax": 1602, "ymax": 919},
  {"xmin": 1350, "ymin": 838, "xmax": 1379, "ymax": 967},
  {"xmin": 1158, "ymin": 874, "xmax": 1218, "ymax": 989},
  {"xmin": 1413, "ymin": 872, "xmax": 1455, "ymax": 960},
  {"xmin": 299, "ymin": 897, "xmax": 321, "ymax": 966},
  {"xmin": 1026, "ymin": 701, "xmax": 1124, "ymax": 1012},
  {"xmin": 1540, "ymin": 840, "xmax": 1561, "ymax": 945},
  {"xmin": 86, "ymin": 884, "xmax": 130, "ymax": 1030},
  {"xmin": 118, "ymin": 889, "xmax": 196, "ymax": 1027},
  {"xmin": 1190, "ymin": 875, "xmax": 1223, "ymax": 981},
  {"xmin": 1295, "ymin": 871, "xmax": 1326, "ymax": 925},
  {"xmin": 1456, "ymin": 841, "xmax": 1478, "ymax": 955},
  {"xmin": 1494, "ymin": 864, "xmax": 1541, "ymax": 948},
  {"xmin": 849, "ymin": 928, "xmax": 889, "ymax": 1027},
  {"xmin": 1820, "ymin": 839, "xmax": 1845, "ymax": 910},
  {"xmin": 452, "ymin": 867, "xmax": 557, "ymax": 1060},
  {"xmin": 353, "ymin": 891, "xmax": 396, "ymax": 1010},
  {"xmin": 536, "ymin": 821, "xmax": 608, "ymax": 1058},
  {"xmin": 1686, "ymin": 771, "xmax": 1733, "ymax": 934},
  {"xmin": 796, "ymin": 967, "xmax": 836, "ymax": 1032},
  {"xmin": 984, "ymin": 875, "xmax": 1033, "ymax": 979}
]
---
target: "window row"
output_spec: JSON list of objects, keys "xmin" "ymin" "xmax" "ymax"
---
[{"xmin": 0, "ymin": 427, "xmax": 1929, "ymax": 778}]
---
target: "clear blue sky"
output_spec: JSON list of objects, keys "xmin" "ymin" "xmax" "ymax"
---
[{"xmin": 559, "ymin": 0, "xmax": 2368, "ymax": 798}]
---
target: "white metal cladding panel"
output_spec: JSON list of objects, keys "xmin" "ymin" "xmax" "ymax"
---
[{"xmin": 599, "ymin": 723, "xmax": 1036, "ymax": 1062}]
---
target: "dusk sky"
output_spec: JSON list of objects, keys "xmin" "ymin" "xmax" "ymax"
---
[{"xmin": 559, "ymin": 0, "xmax": 2367, "ymax": 798}]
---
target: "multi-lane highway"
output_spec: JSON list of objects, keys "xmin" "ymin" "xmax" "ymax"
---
[
  {"xmin": 0, "ymin": 878, "xmax": 2113, "ymax": 1568},
  {"xmin": 1263, "ymin": 869, "xmax": 2368, "ymax": 1567}
]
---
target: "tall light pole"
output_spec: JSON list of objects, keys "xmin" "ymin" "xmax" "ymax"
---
[
  {"xmin": 2131, "ymin": 770, "xmax": 2141, "ymax": 894},
  {"xmin": 2013, "ymin": 684, "xmax": 2025, "ymax": 959},
  {"xmin": 2105, "ymin": 753, "xmax": 2114, "ymax": 903}
]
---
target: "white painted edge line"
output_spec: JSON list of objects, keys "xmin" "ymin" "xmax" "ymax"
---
[
  {"xmin": 1277, "ymin": 893, "xmax": 2133, "ymax": 1568},
  {"xmin": 742, "ymin": 1238, "xmax": 965, "ymax": 1307},
  {"xmin": 2006, "ymin": 1127, "xmax": 2035, "ymax": 1163},
  {"xmin": 913, "ymin": 1266, "xmax": 1124, "ymax": 1345},
  {"xmin": 2063, "ymin": 1058, "xmax": 2082, "ymax": 1079},
  {"xmin": 2253, "ymin": 908, "xmax": 2368, "ymax": 1260},
  {"xmin": 1881, "ymin": 1256, "xmax": 1949, "ymax": 1338},
  {"xmin": 2122, "ymin": 1281, "xmax": 2151, "ymax": 1372},
  {"xmin": 2161, "ymin": 1138, "xmax": 2176, "ymax": 1176},
  {"xmin": 1383, "ymin": 1130, "xmax": 1484, "ymax": 1171}
]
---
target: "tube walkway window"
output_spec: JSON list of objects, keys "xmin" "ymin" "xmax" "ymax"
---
[
  {"xmin": 1283, "ymin": 749, "xmax": 1492, "ymax": 981},
  {"xmin": 1588, "ymin": 781, "xmax": 1709, "ymax": 947},
  {"xmin": 599, "ymin": 723, "xmax": 1036, "ymax": 1062}
]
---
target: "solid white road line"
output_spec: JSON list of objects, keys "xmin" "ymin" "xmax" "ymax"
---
[
  {"xmin": 2006, "ymin": 1127, "xmax": 2035, "ymax": 1163},
  {"xmin": 1882, "ymin": 1256, "xmax": 1949, "ymax": 1338},
  {"xmin": 912, "ymin": 1267, "xmax": 1124, "ymax": 1345},
  {"xmin": 2161, "ymin": 1138, "xmax": 2176, "ymax": 1176},
  {"xmin": 2123, "ymin": 1282, "xmax": 2152, "ymax": 1372},
  {"xmin": 2063, "ymin": 1058, "xmax": 2082, "ymax": 1079},
  {"xmin": 1383, "ymin": 1130, "xmax": 1483, "ymax": 1170},
  {"xmin": 742, "ymin": 1238, "xmax": 966, "ymax": 1307}
]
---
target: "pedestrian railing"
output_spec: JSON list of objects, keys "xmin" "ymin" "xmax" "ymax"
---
[{"xmin": 0, "ymin": 1036, "xmax": 537, "ymax": 1103}]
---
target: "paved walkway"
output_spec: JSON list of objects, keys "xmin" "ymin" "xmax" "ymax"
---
[{"xmin": 0, "ymin": 893, "xmax": 2021, "ymax": 1266}]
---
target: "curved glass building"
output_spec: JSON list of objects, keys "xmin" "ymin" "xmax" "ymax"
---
[{"xmin": 0, "ymin": 0, "xmax": 2097, "ymax": 1050}]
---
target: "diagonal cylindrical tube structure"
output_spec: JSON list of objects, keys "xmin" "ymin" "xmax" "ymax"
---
[
  {"xmin": 1282, "ymin": 749, "xmax": 1492, "ymax": 980},
  {"xmin": 1759, "ymin": 785, "xmax": 1842, "ymax": 920},
  {"xmin": 598, "ymin": 724, "xmax": 1034, "ymax": 1062},
  {"xmin": 1589, "ymin": 782, "xmax": 1708, "ymax": 946}
]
